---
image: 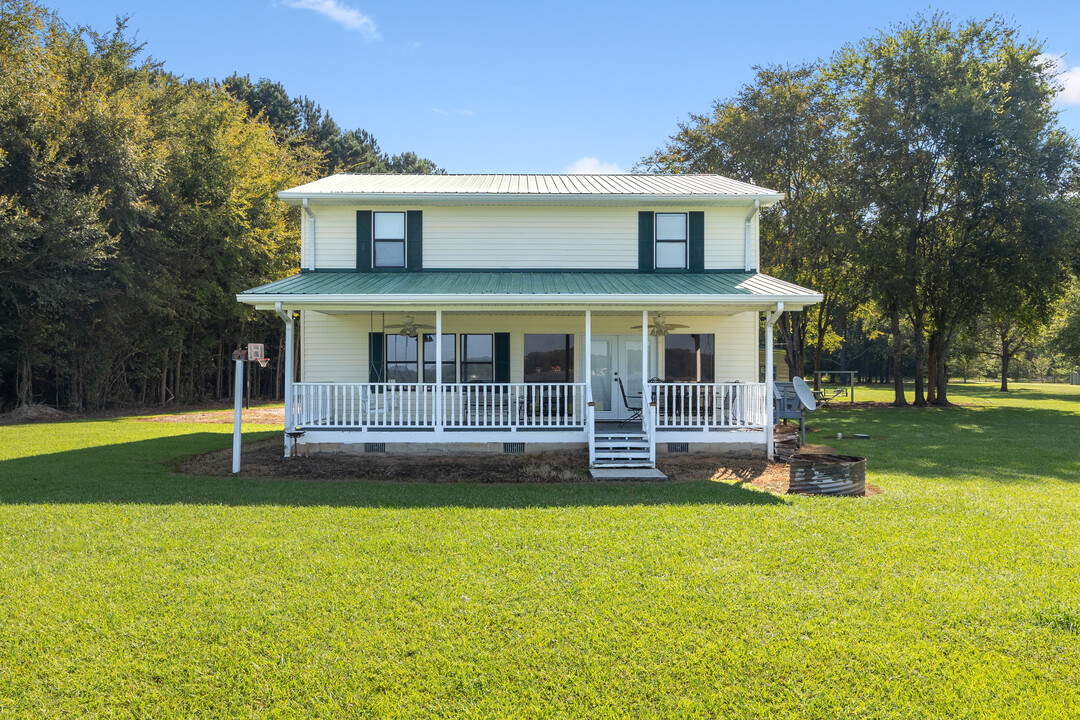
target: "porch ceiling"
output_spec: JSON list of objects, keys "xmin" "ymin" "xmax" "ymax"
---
[{"xmin": 238, "ymin": 271, "xmax": 822, "ymax": 312}]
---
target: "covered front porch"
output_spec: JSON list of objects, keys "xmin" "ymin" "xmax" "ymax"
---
[{"xmin": 238, "ymin": 271, "xmax": 821, "ymax": 468}]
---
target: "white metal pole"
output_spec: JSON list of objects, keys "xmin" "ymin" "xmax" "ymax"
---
[
  {"xmin": 435, "ymin": 309, "xmax": 443, "ymax": 431},
  {"xmin": 232, "ymin": 358, "xmax": 243, "ymax": 474}
]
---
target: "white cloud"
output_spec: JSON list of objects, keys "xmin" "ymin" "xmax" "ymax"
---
[
  {"xmin": 1040, "ymin": 53, "xmax": 1080, "ymax": 106},
  {"xmin": 283, "ymin": 0, "xmax": 380, "ymax": 40},
  {"xmin": 563, "ymin": 156, "xmax": 626, "ymax": 174}
]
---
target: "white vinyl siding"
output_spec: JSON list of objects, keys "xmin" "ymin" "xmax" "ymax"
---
[
  {"xmin": 306, "ymin": 204, "xmax": 758, "ymax": 271},
  {"xmin": 300, "ymin": 310, "xmax": 759, "ymax": 383},
  {"xmin": 311, "ymin": 207, "xmax": 360, "ymax": 269},
  {"xmin": 422, "ymin": 206, "xmax": 639, "ymax": 269},
  {"xmin": 702, "ymin": 206, "xmax": 754, "ymax": 270}
]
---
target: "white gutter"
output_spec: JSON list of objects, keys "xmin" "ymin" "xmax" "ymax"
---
[
  {"xmin": 301, "ymin": 198, "xmax": 315, "ymax": 271},
  {"xmin": 237, "ymin": 292, "xmax": 823, "ymax": 307},
  {"xmin": 744, "ymin": 199, "xmax": 760, "ymax": 272}
]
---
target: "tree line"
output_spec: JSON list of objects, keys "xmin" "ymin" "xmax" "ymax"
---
[
  {"xmin": 641, "ymin": 13, "xmax": 1080, "ymax": 405},
  {"xmin": 0, "ymin": 0, "xmax": 440, "ymax": 411}
]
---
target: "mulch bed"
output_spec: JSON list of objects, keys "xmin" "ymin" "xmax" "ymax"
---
[{"xmin": 178, "ymin": 438, "xmax": 798, "ymax": 489}]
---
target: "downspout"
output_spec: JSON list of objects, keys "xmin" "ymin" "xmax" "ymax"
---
[
  {"xmin": 764, "ymin": 301, "xmax": 784, "ymax": 460},
  {"xmin": 275, "ymin": 302, "xmax": 296, "ymax": 457},
  {"xmin": 744, "ymin": 199, "xmax": 760, "ymax": 273},
  {"xmin": 301, "ymin": 198, "xmax": 315, "ymax": 271}
]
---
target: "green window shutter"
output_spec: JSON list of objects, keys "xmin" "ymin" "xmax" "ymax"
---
[
  {"xmin": 356, "ymin": 211, "xmax": 372, "ymax": 271},
  {"xmin": 638, "ymin": 211, "xmax": 654, "ymax": 271},
  {"xmin": 368, "ymin": 332, "xmax": 385, "ymax": 382},
  {"xmin": 406, "ymin": 210, "xmax": 423, "ymax": 270},
  {"xmin": 494, "ymin": 333, "xmax": 510, "ymax": 382},
  {"xmin": 689, "ymin": 211, "xmax": 705, "ymax": 271}
]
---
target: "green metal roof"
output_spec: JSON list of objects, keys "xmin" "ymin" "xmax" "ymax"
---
[{"xmin": 238, "ymin": 271, "xmax": 820, "ymax": 306}]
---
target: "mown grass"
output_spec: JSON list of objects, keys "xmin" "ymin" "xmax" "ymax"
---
[{"xmin": 0, "ymin": 383, "xmax": 1078, "ymax": 718}]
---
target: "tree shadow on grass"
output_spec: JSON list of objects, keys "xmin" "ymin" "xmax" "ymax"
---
[
  {"xmin": 0, "ymin": 433, "xmax": 787, "ymax": 509},
  {"xmin": 812, "ymin": 403, "xmax": 1080, "ymax": 484}
]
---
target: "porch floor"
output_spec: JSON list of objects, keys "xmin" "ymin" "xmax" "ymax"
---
[{"xmin": 595, "ymin": 421, "xmax": 643, "ymax": 432}]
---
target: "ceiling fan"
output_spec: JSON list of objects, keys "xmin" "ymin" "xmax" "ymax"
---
[
  {"xmin": 631, "ymin": 313, "xmax": 689, "ymax": 337},
  {"xmin": 384, "ymin": 314, "xmax": 436, "ymax": 338}
]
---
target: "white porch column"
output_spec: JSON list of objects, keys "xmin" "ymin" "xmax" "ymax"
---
[
  {"xmin": 764, "ymin": 302, "xmax": 784, "ymax": 460},
  {"xmin": 277, "ymin": 303, "xmax": 295, "ymax": 458},
  {"xmin": 435, "ymin": 309, "xmax": 443, "ymax": 432},
  {"xmin": 641, "ymin": 310, "xmax": 649, "ymax": 386},
  {"xmin": 584, "ymin": 310, "xmax": 591, "ymax": 392}
]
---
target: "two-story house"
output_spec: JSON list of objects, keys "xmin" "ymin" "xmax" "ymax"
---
[{"xmin": 237, "ymin": 174, "xmax": 821, "ymax": 474}]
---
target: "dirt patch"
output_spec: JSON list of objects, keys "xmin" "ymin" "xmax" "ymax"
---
[
  {"xmin": 176, "ymin": 439, "xmax": 880, "ymax": 494},
  {"xmin": 140, "ymin": 406, "xmax": 284, "ymax": 425},
  {"xmin": 0, "ymin": 403, "xmax": 71, "ymax": 425}
]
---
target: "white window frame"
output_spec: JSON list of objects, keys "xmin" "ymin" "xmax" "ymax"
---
[
  {"xmin": 655, "ymin": 212, "xmax": 688, "ymax": 269},
  {"xmin": 373, "ymin": 211, "xmax": 406, "ymax": 268}
]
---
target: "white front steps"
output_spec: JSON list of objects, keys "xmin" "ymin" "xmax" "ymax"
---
[{"xmin": 592, "ymin": 431, "xmax": 653, "ymax": 469}]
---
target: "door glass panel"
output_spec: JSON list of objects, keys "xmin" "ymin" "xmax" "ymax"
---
[
  {"xmin": 590, "ymin": 338, "xmax": 613, "ymax": 412},
  {"xmin": 623, "ymin": 339, "xmax": 643, "ymax": 397}
]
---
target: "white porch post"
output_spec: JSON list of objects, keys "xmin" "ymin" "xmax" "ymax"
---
[
  {"xmin": 764, "ymin": 302, "xmax": 784, "ymax": 460},
  {"xmin": 276, "ymin": 303, "xmax": 295, "ymax": 458},
  {"xmin": 435, "ymin": 309, "xmax": 443, "ymax": 432},
  {"xmin": 641, "ymin": 310, "xmax": 648, "ymax": 385},
  {"xmin": 584, "ymin": 310, "xmax": 591, "ymax": 391}
]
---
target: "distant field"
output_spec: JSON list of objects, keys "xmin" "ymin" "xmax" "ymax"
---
[{"xmin": 1, "ymin": 383, "xmax": 1078, "ymax": 718}]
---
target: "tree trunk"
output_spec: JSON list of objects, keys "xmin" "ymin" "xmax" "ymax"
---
[
  {"xmin": 159, "ymin": 349, "xmax": 169, "ymax": 405},
  {"xmin": 912, "ymin": 311, "xmax": 926, "ymax": 407},
  {"xmin": 932, "ymin": 329, "xmax": 951, "ymax": 406},
  {"xmin": 16, "ymin": 356, "xmax": 33, "ymax": 407},
  {"xmin": 890, "ymin": 306, "xmax": 907, "ymax": 407},
  {"xmin": 927, "ymin": 335, "xmax": 937, "ymax": 405}
]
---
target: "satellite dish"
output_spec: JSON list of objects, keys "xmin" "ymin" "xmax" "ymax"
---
[{"xmin": 792, "ymin": 376, "xmax": 817, "ymax": 412}]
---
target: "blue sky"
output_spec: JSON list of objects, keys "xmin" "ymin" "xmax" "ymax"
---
[{"xmin": 47, "ymin": 0, "xmax": 1080, "ymax": 173}]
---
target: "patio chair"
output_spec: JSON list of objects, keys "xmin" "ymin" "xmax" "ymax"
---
[{"xmin": 615, "ymin": 375, "xmax": 642, "ymax": 427}]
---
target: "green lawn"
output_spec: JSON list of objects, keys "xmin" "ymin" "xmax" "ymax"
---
[{"xmin": 1, "ymin": 384, "xmax": 1078, "ymax": 718}]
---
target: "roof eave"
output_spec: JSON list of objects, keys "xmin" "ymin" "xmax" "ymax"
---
[{"xmin": 276, "ymin": 191, "xmax": 786, "ymax": 208}]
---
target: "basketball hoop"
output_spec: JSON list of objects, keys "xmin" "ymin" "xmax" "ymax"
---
[{"xmin": 257, "ymin": 357, "xmax": 270, "ymax": 368}]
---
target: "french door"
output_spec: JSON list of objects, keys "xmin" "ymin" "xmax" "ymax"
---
[{"xmin": 590, "ymin": 334, "xmax": 655, "ymax": 421}]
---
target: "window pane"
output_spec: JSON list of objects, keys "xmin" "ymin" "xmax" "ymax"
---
[
  {"xmin": 462, "ymin": 363, "xmax": 493, "ymax": 383},
  {"xmin": 524, "ymin": 334, "xmax": 574, "ymax": 382},
  {"xmin": 423, "ymin": 334, "xmax": 456, "ymax": 361},
  {"xmin": 373, "ymin": 212, "xmax": 405, "ymax": 240},
  {"xmin": 656, "ymin": 241, "xmax": 686, "ymax": 269},
  {"xmin": 656, "ymin": 213, "xmax": 687, "ymax": 241},
  {"xmin": 374, "ymin": 240, "xmax": 405, "ymax": 267},
  {"xmin": 386, "ymin": 362, "xmax": 418, "ymax": 383},
  {"xmin": 385, "ymin": 335, "xmax": 417, "ymax": 362},
  {"xmin": 421, "ymin": 360, "xmax": 455, "ymax": 382},
  {"xmin": 462, "ymin": 334, "xmax": 493, "ymax": 362},
  {"xmin": 664, "ymin": 334, "xmax": 714, "ymax": 382}
]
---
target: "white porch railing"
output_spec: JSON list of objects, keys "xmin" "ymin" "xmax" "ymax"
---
[
  {"xmin": 294, "ymin": 382, "xmax": 587, "ymax": 429},
  {"xmin": 647, "ymin": 382, "xmax": 767, "ymax": 430}
]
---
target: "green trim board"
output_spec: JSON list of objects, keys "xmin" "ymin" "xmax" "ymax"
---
[{"xmin": 239, "ymin": 271, "xmax": 819, "ymax": 301}]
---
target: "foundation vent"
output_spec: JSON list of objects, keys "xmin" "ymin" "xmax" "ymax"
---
[
  {"xmin": 364, "ymin": 442, "xmax": 386, "ymax": 453},
  {"xmin": 667, "ymin": 443, "xmax": 689, "ymax": 454},
  {"xmin": 503, "ymin": 442, "xmax": 525, "ymax": 454}
]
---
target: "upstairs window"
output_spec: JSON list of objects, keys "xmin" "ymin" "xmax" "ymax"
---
[
  {"xmin": 655, "ymin": 213, "xmax": 687, "ymax": 269},
  {"xmin": 373, "ymin": 212, "xmax": 406, "ymax": 268}
]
